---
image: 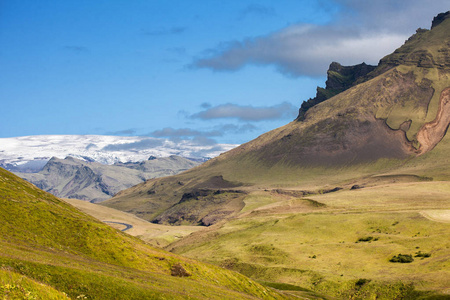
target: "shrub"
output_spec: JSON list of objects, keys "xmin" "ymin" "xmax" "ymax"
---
[
  {"xmin": 389, "ymin": 254, "xmax": 414, "ymax": 263},
  {"xmin": 414, "ymin": 251, "xmax": 431, "ymax": 258},
  {"xmin": 356, "ymin": 236, "xmax": 379, "ymax": 243},
  {"xmin": 355, "ymin": 278, "xmax": 371, "ymax": 288},
  {"xmin": 170, "ymin": 263, "xmax": 191, "ymax": 277}
]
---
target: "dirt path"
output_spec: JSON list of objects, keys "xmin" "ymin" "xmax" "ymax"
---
[
  {"xmin": 103, "ymin": 221, "xmax": 133, "ymax": 231},
  {"xmin": 420, "ymin": 210, "xmax": 450, "ymax": 223}
]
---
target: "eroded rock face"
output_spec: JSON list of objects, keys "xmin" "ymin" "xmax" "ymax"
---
[
  {"xmin": 416, "ymin": 88, "xmax": 450, "ymax": 154},
  {"xmin": 431, "ymin": 11, "xmax": 450, "ymax": 29},
  {"xmin": 296, "ymin": 62, "xmax": 376, "ymax": 121}
]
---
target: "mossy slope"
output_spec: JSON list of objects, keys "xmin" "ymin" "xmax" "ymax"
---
[{"xmin": 0, "ymin": 167, "xmax": 285, "ymax": 299}]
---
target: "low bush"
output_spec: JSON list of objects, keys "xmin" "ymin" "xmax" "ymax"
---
[
  {"xmin": 170, "ymin": 263, "xmax": 191, "ymax": 277},
  {"xmin": 355, "ymin": 278, "xmax": 371, "ymax": 288},
  {"xmin": 390, "ymin": 254, "xmax": 414, "ymax": 263},
  {"xmin": 415, "ymin": 251, "xmax": 431, "ymax": 258},
  {"xmin": 356, "ymin": 236, "xmax": 379, "ymax": 243}
]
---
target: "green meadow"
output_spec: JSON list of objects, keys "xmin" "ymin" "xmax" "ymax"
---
[
  {"xmin": 165, "ymin": 181, "xmax": 450, "ymax": 299},
  {"xmin": 0, "ymin": 167, "xmax": 286, "ymax": 299}
]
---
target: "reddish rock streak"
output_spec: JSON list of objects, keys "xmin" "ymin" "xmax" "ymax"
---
[{"xmin": 416, "ymin": 87, "xmax": 450, "ymax": 154}]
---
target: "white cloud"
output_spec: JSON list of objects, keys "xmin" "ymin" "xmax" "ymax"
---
[
  {"xmin": 191, "ymin": 0, "xmax": 449, "ymax": 77},
  {"xmin": 191, "ymin": 102, "xmax": 298, "ymax": 121},
  {"xmin": 149, "ymin": 127, "xmax": 222, "ymax": 138}
]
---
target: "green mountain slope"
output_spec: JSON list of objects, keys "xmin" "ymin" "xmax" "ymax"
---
[
  {"xmin": 0, "ymin": 167, "xmax": 286, "ymax": 299},
  {"xmin": 103, "ymin": 12, "xmax": 450, "ymax": 227},
  {"xmin": 100, "ymin": 12, "xmax": 450, "ymax": 299}
]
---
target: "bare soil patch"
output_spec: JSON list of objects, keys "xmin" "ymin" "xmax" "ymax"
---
[{"xmin": 420, "ymin": 209, "xmax": 450, "ymax": 223}]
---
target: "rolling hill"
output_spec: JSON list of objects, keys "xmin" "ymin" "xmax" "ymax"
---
[
  {"xmin": 101, "ymin": 11, "xmax": 450, "ymax": 299},
  {"xmin": 0, "ymin": 166, "xmax": 287, "ymax": 299}
]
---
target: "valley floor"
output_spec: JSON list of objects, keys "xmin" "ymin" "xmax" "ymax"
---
[{"xmin": 72, "ymin": 179, "xmax": 450, "ymax": 299}]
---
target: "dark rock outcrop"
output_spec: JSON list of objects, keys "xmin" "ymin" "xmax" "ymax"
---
[
  {"xmin": 296, "ymin": 62, "xmax": 376, "ymax": 121},
  {"xmin": 431, "ymin": 11, "xmax": 450, "ymax": 29}
]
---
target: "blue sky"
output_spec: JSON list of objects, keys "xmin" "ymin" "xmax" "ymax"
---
[{"xmin": 0, "ymin": 0, "xmax": 448, "ymax": 145}]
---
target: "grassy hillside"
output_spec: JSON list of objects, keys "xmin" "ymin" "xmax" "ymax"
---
[
  {"xmin": 0, "ymin": 167, "xmax": 286, "ymax": 299},
  {"xmin": 167, "ymin": 181, "xmax": 450, "ymax": 299},
  {"xmin": 0, "ymin": 269, "xmax": 70, "ymax": 300},
  {"xmin": 65, "ymin": 198, "xmax": 204, "ymax": 247}
]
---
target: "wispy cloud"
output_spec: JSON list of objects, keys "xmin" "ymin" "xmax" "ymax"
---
[
  {"xmin": 191, "ymin": 0, "xmax": 449, "ymax": 77},
  {"xmin": 102, "ymin": 138, "xmax": 164, "ymax": 151},
  {"xmin": 166, "ymin": 47, "xmax": 187, "ymax": 56},
  {"xmin": 191, "ymin": 102, "xmax": 298, "ymax": 121},
  {"xmin": 238, "ymin": 4, "xmax": 276, "ymax": 20},
  {"xmin": 190, "ymin": 136, "xmax": 217, "ymax": 146},
  {"xmin": 142, "ymin": 26, "xmax": 187, "ymax": 36},
  {"xmin": 217, "ymin": 123, "xmax": 258, "ymax": 133},
  {"xmin": 148, "ymin": 128, "xmax": 220, "ymax": 147},
  {"xmin": 193, "ymin": 28, "xmax": 405, "ymax": 77},
  {"xmin": 105, "ymin": 129, "xmax": 137, "ymax": 136},
  {"xmin": 149, "ymin": 127, "xmax": 222, "ymax": 138},
  {"xmin": 148, "ymin": 123, "xmax": 257, "ymax": 139},
  {"xmin": 200, "ymin": 102, "xmax": 212, "ymax": 109},
  {"xmin": 63, "ymin": 45, "xmax": 89, "ymax": 53}
]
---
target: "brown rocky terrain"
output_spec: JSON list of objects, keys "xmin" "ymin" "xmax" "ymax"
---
[
  {"xmin": 103, "ymin": 11, "xmax": 450, "ymax": 227},
  {"xmin": 416, "ymin": 87, "xmax": 450, "ymax": 153}
]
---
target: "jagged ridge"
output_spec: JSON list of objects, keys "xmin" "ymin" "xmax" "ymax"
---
[{"xmin": 296, "ymin": 62, "xmax": 376, "ymax": 121}]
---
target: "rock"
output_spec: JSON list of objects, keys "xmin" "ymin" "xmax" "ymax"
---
[
  {"xmin": 296, "ymin": 62, "xmax": 376, "ymax": 121},
  {"xmin": 15, "ymin": 156, "xmax": 199, "ymax": 202},
  {"xmin": 350, "ymin": 185, "xmax": 362, "ymax": 190},
  {"xmin": 431, "ymin": 11, "xmax": 450, "ymax": 29},
  {"xmin": 170, "ymin": 263, "xmax": 191, "ymax": 277}
]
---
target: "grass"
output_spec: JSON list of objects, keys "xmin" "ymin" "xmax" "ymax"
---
[
  {"xmin": 167, "ymin": 181, "xmax": 450, "ymax": 299},
  {"xmin": 0, "ymin": 167, "xmax": 287, "ymax": 299},
  {"xmin": 93, "ymin": 18, "xmax": 450, "ymax": 299},
  {"xmin": 0, "ymin": 268, "xmax": 70, "ymax": 300},
  {"xmin": 65, "ymin": 198, "xmax": 204, "ymax": 247},
  {"xmin": 99, "ymin": 126, "xmax": 450, "ymax": 299},
  {"xmin": 99, "ymin": 132, "xmax": 450, "ymax": 299}
]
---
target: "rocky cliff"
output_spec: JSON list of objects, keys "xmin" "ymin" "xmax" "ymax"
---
[{"xmin": 296, "ymin": 62, "xmax": 376, "ymax": 121}]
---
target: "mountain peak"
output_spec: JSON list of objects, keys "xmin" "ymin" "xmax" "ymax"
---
[
  {"xmin": 296, "ymin": 61, "xmax": 376, "ymax": 121},
  {"xmin": 431, "ymin": 10, "xmax": 450, "ymax": 29}
]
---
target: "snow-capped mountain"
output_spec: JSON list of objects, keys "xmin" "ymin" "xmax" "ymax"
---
[{"xmin": 0, "ymin": 135, "xmax": 239, "ymax": 172}]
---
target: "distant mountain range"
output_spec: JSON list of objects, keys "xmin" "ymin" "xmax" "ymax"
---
[
  {"xmin": 0, "ymin": 135, "xmax": 238, "ymax": 172},
  {"xmin": 15, "ymin": 155, "xmax": 200, "ymax": 202},
  {"xmin": 0, "ymin": 134, "xmax": 234, "ymax": 202}
]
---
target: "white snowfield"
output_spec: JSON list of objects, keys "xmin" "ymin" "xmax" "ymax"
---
[{"xmin": 0, "ymin": 135, "xmax": 238, "ymax": 168}]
